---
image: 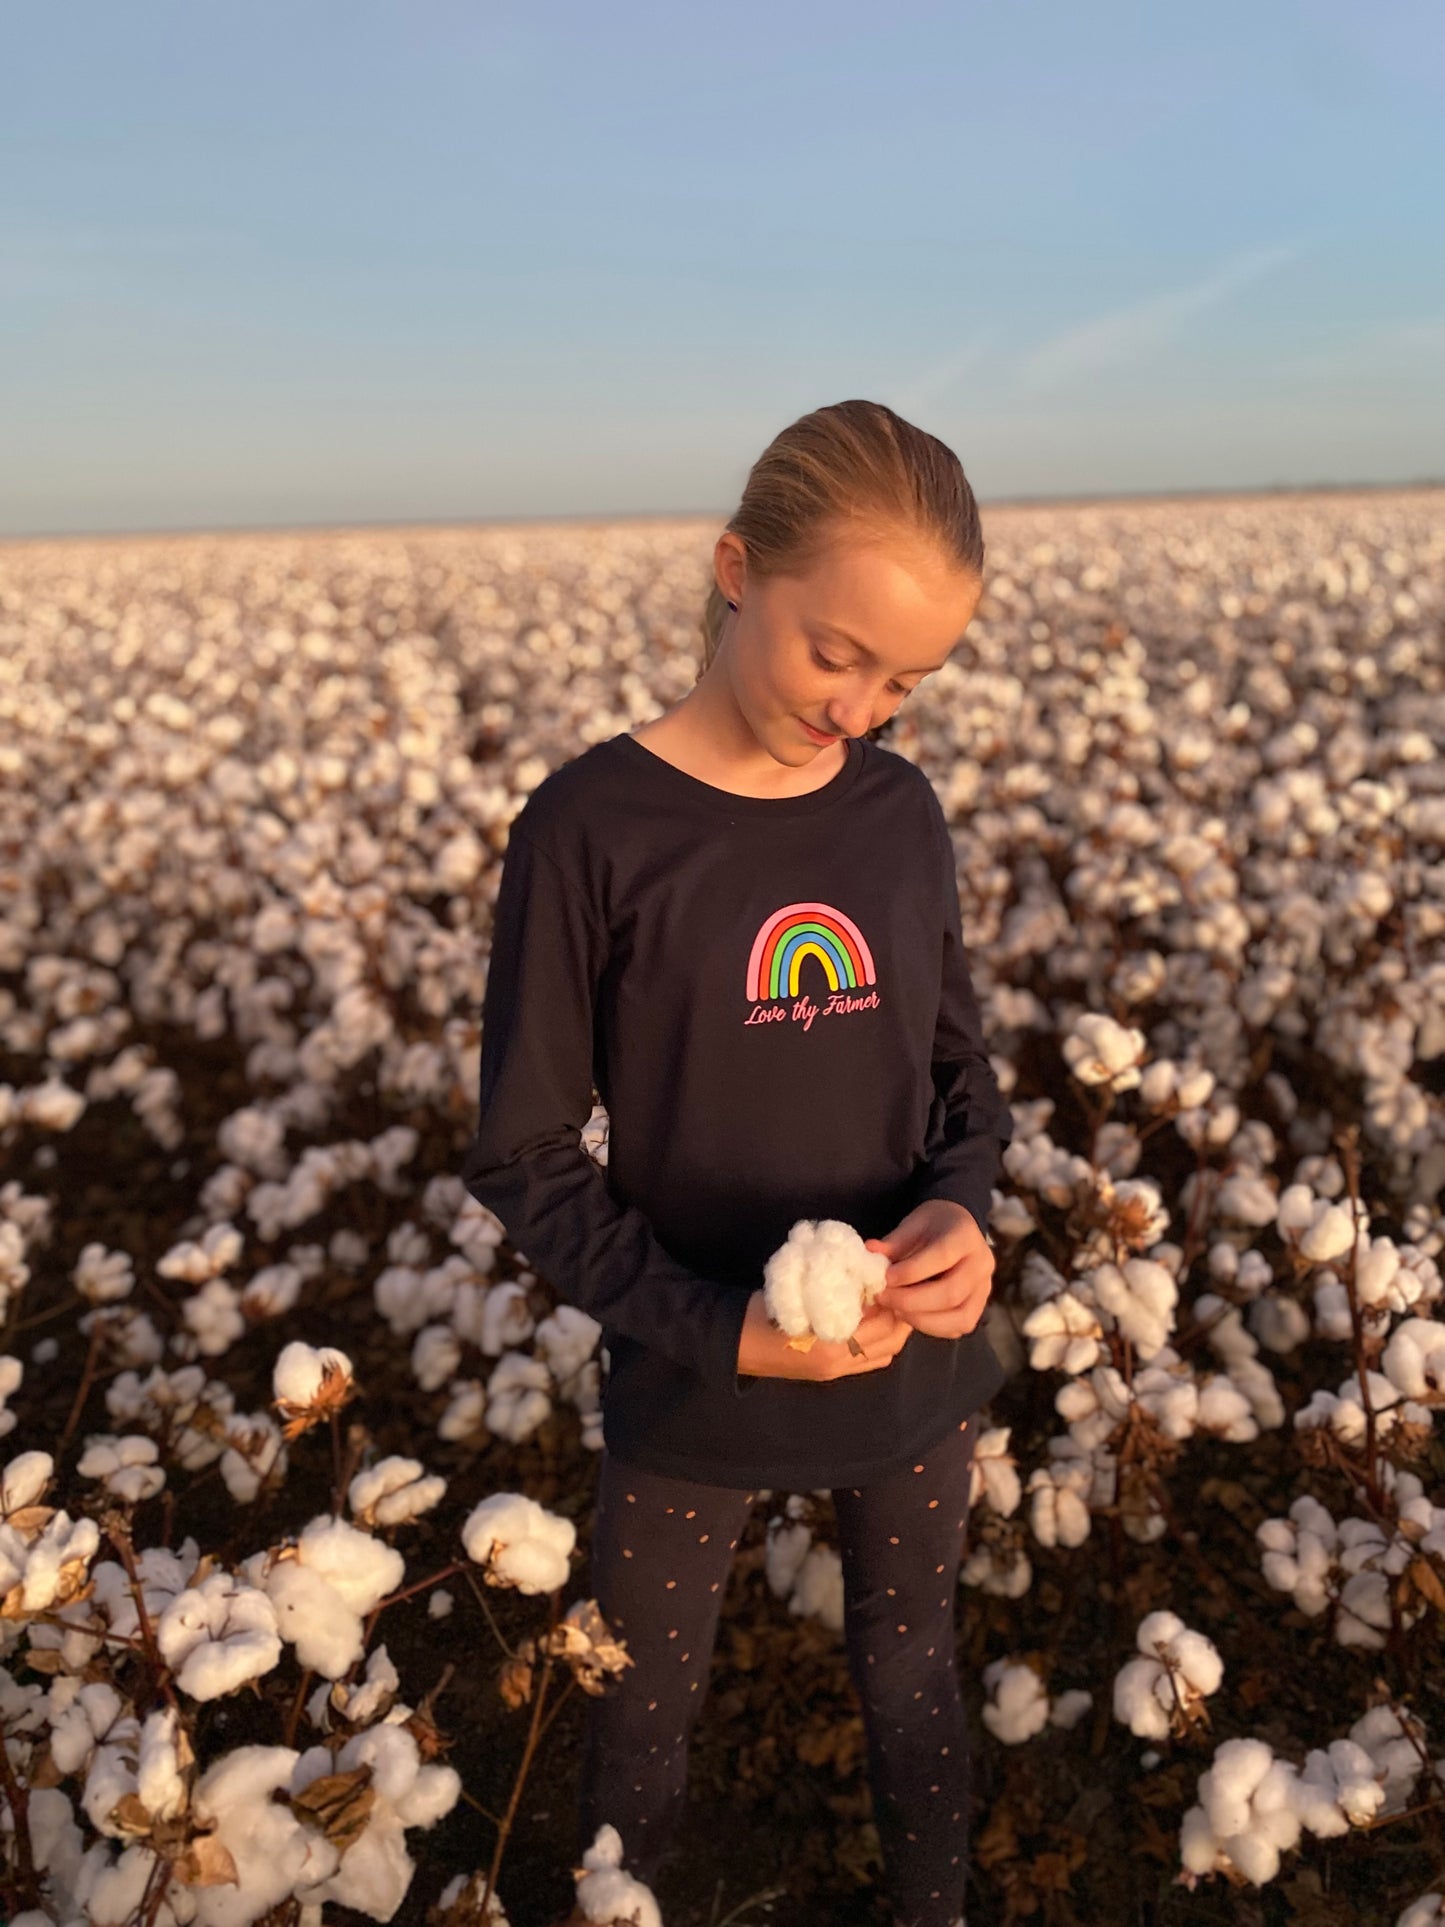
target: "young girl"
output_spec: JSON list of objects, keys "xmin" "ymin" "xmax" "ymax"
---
[{"xmin": 463, "ymin": 399, "xmax": 1013, "ymax": 1927}]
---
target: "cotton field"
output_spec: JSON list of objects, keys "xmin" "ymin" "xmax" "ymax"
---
[{"xmin": 1, "ymin": 486, "xmax": 1444, "ymax": 1926}]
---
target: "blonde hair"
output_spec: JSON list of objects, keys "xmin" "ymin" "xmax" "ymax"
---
[{"xmin": 697, "ymin": 398, "xmax": 985, "ymax": 682}]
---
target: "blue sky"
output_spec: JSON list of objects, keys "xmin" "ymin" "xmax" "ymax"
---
[{"xmin": 3, "ymin": 0, "xmax": 1442, "ymax": 537}]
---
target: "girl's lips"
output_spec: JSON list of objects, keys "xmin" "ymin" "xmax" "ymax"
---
[{"xmin": 799, "ymin": 717, "xmax": 840, "ymax": 744}]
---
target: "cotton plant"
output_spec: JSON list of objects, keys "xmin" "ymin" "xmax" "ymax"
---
[
  {"xmin": 348, "ymin": 1456, "xmax": 448, "ymax": 1529},
  {"xmin": 570, "ymin": 1821, "xmax": 662, "ymax": 1927},
  {"xmin": 762, "ymin": 1497, "xmax": 845, "ymax": 1632},
  {"xmin": 981, "ymin": 1659, "xmax": 1090, "ymax": 1743},
  {"xmin": 1112, "ymin": 1610, "xmax": 1223, "ymax": 1740},
  {"xmin": 272, "ymin": 1339, "xmax": 356, "ymax": 1438},
  {"xmin": 75, "ymin": 1433, "xmax": 166, "ymax": 1505},
  {"xmin": 462, "ymin": 1491, "xmax": 576, "ymax": 1595},
  {"xmin": 762, "ymin": 1218, "xmax": 889, "ymax": 1350},
  {"xmin": 155, "ymin": 1569, "xmax": 284, "ymax": 1700},
  {"xmin": 1178, "ymin": 1715, "xmax": 1431, "ymax": 1891},
  {"xmin": 242, "ymin": 1515, "xmax": 405, "ymax": 1680},
  {"xmin": 289, "ymin": 1720, "xmax": 462, "ymax": 1920}
]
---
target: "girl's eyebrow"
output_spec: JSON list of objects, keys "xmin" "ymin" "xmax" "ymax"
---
[{"xmin": 814, "ymin": 619, "xmax": 953, "ymax": 677}]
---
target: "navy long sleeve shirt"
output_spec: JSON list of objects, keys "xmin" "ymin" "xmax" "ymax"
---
[{"xmin": 461, "ymin": 729, "xmax": 1013, "ymax": 1488}]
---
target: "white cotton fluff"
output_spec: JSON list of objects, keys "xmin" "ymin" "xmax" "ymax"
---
[
  {"xmin": 1027, "ymin": 1460, "xmax": 1093, "ymax": 1548},
  {"xmin": 968, "ymin": 1428, "xmax": 1022, "ymax": 1517},
  {"xmin": 787, "ymin": 1543, "xmax": 845, "ymax": 1632},
  {"xmin": 17, "ymin": 1512, "xmax": 101, "ymax": 1612},
  {"xmin": 462, "ymin": 1491, "xmax": 575, "ymax": 1594},
  {"xmin": 349, "ymin": 1457, "xmax": 448, "ymax": 1528},
  {"xmin": 1086, "ymin": 1259, "xmax": 1178, "ymax": 1358},
  {"xmin": 135, "ymin": 1706, "xmax": 188, "ymax": 1822},
  {"xmin": 1, "ymin": 1450, "xmax": 54, "ymax": 1514},
  {"xmin": 1257, "ymin": 1497, "xmax": 1338, "ymax": 1615},
  {"xmin": 981, "ymin": 1659, "xmax": 1050, "ymax": 1743},
  {"xmin": 220, "ymin": 1412, "xmax": 288, "ymax": 1504},
  {"xmin": 1049, "ymin": 1689, "xmax": 1093, "ymax": 1730},
  {"xmin": 155, "ymin": 1572, "xmax": 283, "ymax": 1701},
  {"xmin": 1112, "ymin": 1610, "xmax": 1223, "ymax": 1739},
  {"xmin": 1398, "ymin": 1895, "xmax": 1445, "ymax": 1927},
  {"xmin": 1020, "ymin": 1291, "xmax": 1105, "ymax": 1374},
  {"xmin": 1382, "ymin": 1316, "xmax": 1445, "ymax": 1399},
  {"xmin": 765, "ymin": 1512, "xmax": 813, "ymax": 1599},
  {"xmin": 76, "ymin": 1434, "xmax": 165, "ymax": 1505},
  {"xmin": 479, "ymin": 1280, "xmax": 537, "ymax": 1356},
  {"xmin": 485, "ymin": 1351, "xmax": 553, "ymax": 1442},
  {"xmin": 266, "ymin": 1561, "xmax": 365, "ymax": 1680},
  {"xmin": 533, "ymin": 1304, "xmax": 602, "ymax": 1384},
  {"xmin": 272, "ymin": 1340, "xmax": 354, "ymax": 1408},
  {"xmin": 410, "ymin": 1324, "xmax": 463, "ymax": 1392},
  {"xmin": 1061, "ymin": 1012, "xmax": 1147, "ymax": 1090},
  {"xmin": 762, "ymin": 1219, "xmax": 889, "ymax": 1345},
  {"xmin": 191, "ymin": 1743, "xmax": 338, "ymax": 1927},
  {"xmin": 1291, "ymin": 1739, "xmax": 1387, "ymax": 1835},
  {"xmin": 1180, "ymin": 1737, "xmax": 1303, "ymax": 1886},
  {"xmin": 295, "ymin": 1515, "xmax": 405, "ymax": 1615},
  {"xmin": 574, "ymin": 1822, "xmax": 663, "ymax": 1927},
  {"xmin": 292, "ymin": 1722, "xmax": 461, "ymax": 1922}
]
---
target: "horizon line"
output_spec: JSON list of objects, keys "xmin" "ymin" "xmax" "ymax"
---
[{"xmin": 3, "ymin": 472, "xmax": 1442, "ymax": 549}]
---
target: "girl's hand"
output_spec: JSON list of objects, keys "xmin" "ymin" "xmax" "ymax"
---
[
  {"xmin": 735, "ymin": 1288, "xmax": 912, "ymax": 1381},
  {"xmin": 864, "ymin": 1199, "xmax": 995, "ymax": 1340}
]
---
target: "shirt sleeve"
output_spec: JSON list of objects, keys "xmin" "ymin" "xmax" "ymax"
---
[
  {"xmin": 910, "ymin": 789, "xmax": 1014, "ymax": 1236},
  {"xmin": 461, "ymin": 820, "xmax": 758, "ymax": 1396}
]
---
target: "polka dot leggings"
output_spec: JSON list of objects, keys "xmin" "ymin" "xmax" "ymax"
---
[{"xmin": 576, "ymin": 1415, "xmax": 979, "ymax": 1927}]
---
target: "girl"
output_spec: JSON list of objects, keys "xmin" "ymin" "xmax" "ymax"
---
[{"xmin": 463, "ymin": 399, "xmax": 1013, "ymax": 1927}]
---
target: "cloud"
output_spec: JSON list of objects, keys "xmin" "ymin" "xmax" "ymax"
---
[
  {"xmin": 1010, "ymin": 239, "xmax": 1310, "ymax": 395},
  {"xmin": 889, "ymin": 329, "xmax": 999, "ymax": 417}
]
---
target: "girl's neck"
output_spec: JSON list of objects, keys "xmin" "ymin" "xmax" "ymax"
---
[{"xmin": 629, "ymin": 684, "xmax": 849, "ymax": 801}]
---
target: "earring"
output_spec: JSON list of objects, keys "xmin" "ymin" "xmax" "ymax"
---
[{"xmin": 726, "ymin": 598, "xmax": 738, "ymax": 612}]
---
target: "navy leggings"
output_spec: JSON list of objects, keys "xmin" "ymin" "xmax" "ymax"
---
[{"xmin": 576, "ymin": 1414, "xmax": 979, "ymax": 1927}]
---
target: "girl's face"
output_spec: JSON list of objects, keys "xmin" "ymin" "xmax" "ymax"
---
[{"xmin": 711, "ymin": 524, "xmax": 982, "ymax": 764}]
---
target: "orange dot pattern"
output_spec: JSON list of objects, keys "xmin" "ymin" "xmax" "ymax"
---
[{"xmin": 574, "ymin": 1420, "xmax": 979, "ymax": 1924}]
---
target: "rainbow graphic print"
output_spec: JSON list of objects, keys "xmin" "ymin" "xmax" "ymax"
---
[{"xmin": 747, "ymin": 905, "xmax": 882, "ymax": 1032}]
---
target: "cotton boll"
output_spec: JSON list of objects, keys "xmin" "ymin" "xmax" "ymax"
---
[
  {"xmin": 462, "ymin": 1492, "xmax": 575, "ymax": 1595},
  {"xmin": 349, "ymin": 1457, "xmax": 448, "ymax": 1529},
  {"xmin": 410, "ymin": 1324, "xmax": 462, "ymax": 1393},
  {"xmin": 428, "ymin": 1589, "xmax": 453, "ymax": 1620},
  {"xmin": 1382, "ymin": 1317, "xmax": 1445, "ymax": 1399},
  {"xmin": 1061, "ymin": 1013, "xmax": 1146, "ymax": 1091},
  {"xmin": 266, "ymin": 1561, "xmax": 365, "ymax": 1679},
  {"xmin": 1248, "ymin": 1292, "xmax": 1310, "ymax": 1354},
  {"xmin": 1292, "ymin": 1739, "xmax": 1386, "ymax": 1836},
  {"xmin": 156, "ymin": 1572, "xmax": 283, "ymax": 1701},
  {"xmin": 981, "ymin": 1659, "xmax": 1050, "ymax": 1743},
  {"xmin": 1397, "ymin": 1895, "xmax": 1445, "ymax": 1927},
  {"xmin": 485, "ymin": 1352, "xmax": 553, "ymax": 1443},
  {"xmin": 437, "ymin": 1379, "xmax": 485, "ymax": 1443},
  {"xmin": 1020, "ymin": 1291, "xmax": 1105, "ymax": 1374},
  {"xmin": 1087, "ymin": 1258, "xmax": 1178, "ymax": 1358},
  {"xmin": 296, "ymin": 1516, "xmax": 405, "ymax": 1615},
  {"xmin": 1, "ymin": 1450, "xmax": 54, "ymax": 1514},
  {"xmin": 961, "ymin": 1540, "xmax": 1032, "ymax": 1597},
  {"xmin": 764, "ymin": 1517, "xmax": 812, "ymax": 1600},
  {"xmin": 191, "ymin": 1743, "xmax": 338, "ymax": 1927},
  {"xmin": 76, "ymin": 1433, "xmax": 165, "ymax": 1505},
  {"xmin": 1027, "ymin": 1463, "xmax": 1092, "ymax": 1548},
  {"xmin": 135, "ymin": 1706, "xmax": 188, "ymax": 1822},
  {"xmin": 969, "ymin": 1428, "xmax": 1022, "ymax": 1516},
  {"xmin": 219, "ymin": 1412, "xmax": 288, "ymax": 1504},
  {"xmin": 479, "ymin": 1281, "xmax": 536, "ymax": 1356},
  {"xmin": 533, "ymin": 1304, "xmax": 602, "ymax": 1385},
  {"xmin": 1048, "ymin": 1688, "xmax": 1093, "ymax": 1730},
  {"xmin": 272, "ymin": 1340, "xmax": 354, "ymax": 1410},
  {"xmin": 574, "ymin": 1823, "xmax": 663, "ymax": 1927},
  {"xmin": 762, "ymin": 1219, "xmax": 889, "ymax": 1346},
  {"xmin": 788, "ymin": 1543, "xmax": 844, "ymax": 1632}
]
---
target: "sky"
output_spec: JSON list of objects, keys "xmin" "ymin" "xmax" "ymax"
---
[{"xmin": 3, "ymin": 0, "xmax": 1443, "ymax": 539}]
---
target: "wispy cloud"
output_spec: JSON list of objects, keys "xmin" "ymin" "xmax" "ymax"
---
[
  {"xmin": 1010, "ymin": 239, "xmax": 1311, "ymax": 394},
  {"xmin": 890, "ymin": 328, "xmax": 999, "ymax": 417}
]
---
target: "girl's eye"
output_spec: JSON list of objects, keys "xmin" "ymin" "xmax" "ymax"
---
[{"xmin": 812, "ymin": 645, "xmax": 911, "ymax": 699}]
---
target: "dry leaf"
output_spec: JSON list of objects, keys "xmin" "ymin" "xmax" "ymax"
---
[
  {"xmin": 290, "ymin": 1764, "xmax": 377, "ymax": 1855},
  {"xmin": 174, "ymin": 1831, "xmax": 241, "ymax": 1889},
  {"xmin": 1409, "ymin": 1556, "xmax": 1445, "ymax": 1614},
  {"xmin": 109, "ymin": 1792, "xmax": 153, "ymax": 1836}
]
